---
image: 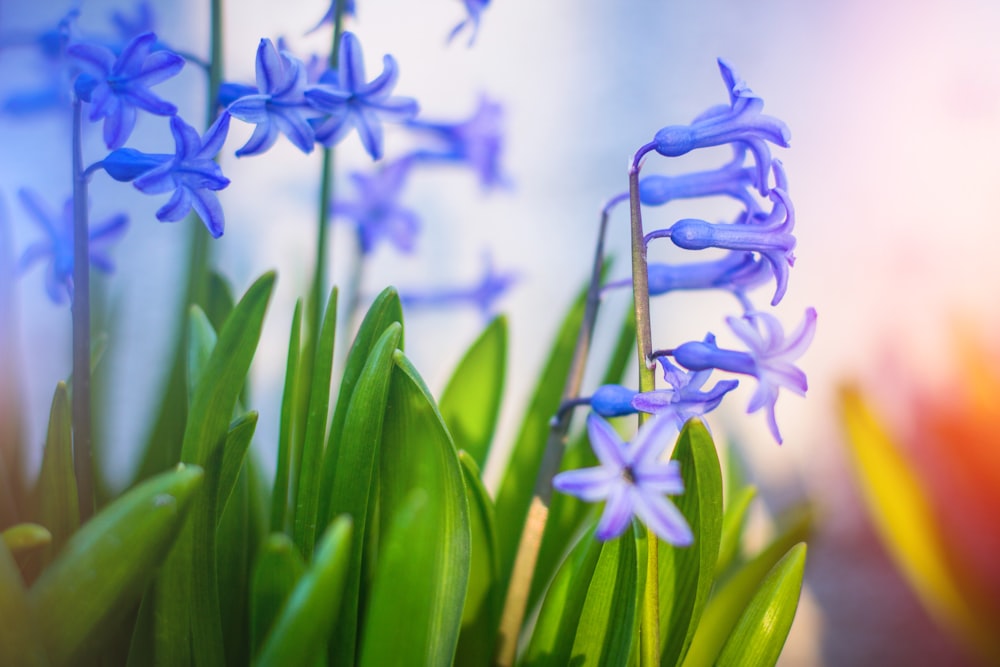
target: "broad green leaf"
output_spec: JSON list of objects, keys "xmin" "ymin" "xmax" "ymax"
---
[
  {"xmin": 30, "ymin": 465, "xmax": 203, "ymax": 667},
  {"xmin": 716, "ymin": 485, "xmax": 756, "ymax": 577},
  {"xmin": 569, "ymin": 529, "xmax": 640, "ymax": 667},
  {"xmin": 439, "ymin": 315, "xmax": 508, "ymax": 469},
  {"xmin": 293, "ymin": 287, "xmax": 338, "ymax": 558},
  {"xmin": 529, "ymin": 306, "xmax": 635, "ymax": 611},
  {"xmin": 359, "ymin": 352, "xmax": 470, "ymax": 667},
  {"xmin": 250, "ymin": 533, "xmax": 307, "ymax": 656},
  {"xmin": 0, "ymin": 539, "xmax": 47, "ymax": 666},
  {"xmin": 186, "ymin": 306, "xmax": 217, "ymax": 406},
  {"xmin": 681, "ymin": 506, "xmax": 811, "ymax": 667},
  {"xmin": 33, "ymin": 382, "xmax": 77, "ymax": 567},
  {"xmin": 271, "ymin": 299, "xmax": 303, "ymax": 533},
  {"xmin": 318, "ymin": 286, "xmax": 404, "ymax": 528},
  {"xmin": 455, "ymin": 452, "xmax": 502, "ymax": 666},
  {"xmin": 326, "ymin": 323, "xmax": 402, "ymax": 666},
  {"xmin": 255, "ymin": 516, "xmax": 353, "ymax": 667},
  {"xmin": 495, "ymin": 281, "xmax": 590, "ymax": 593},
  {"xmin": 659, "ymin": 420, "xmax": 724, "ymax": 667},
  {"xmin": 2, "ymin": 522, "xmax": 51, "ymax": 557},
  {"xmin": 716, "ymin": 543, "xmax": 806, "ymax": 667},
  {"xmin": 156, "ymin": 272, "xmax": 275, "ymax": 667},
  {"xmin": 217, "ymin": 456, "xmax": 259, "ymax": 667}
]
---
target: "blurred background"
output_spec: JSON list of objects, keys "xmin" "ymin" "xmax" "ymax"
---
[{"xmin": 3, "ymin": 0, "xmax": 1000, "ymax": 664}]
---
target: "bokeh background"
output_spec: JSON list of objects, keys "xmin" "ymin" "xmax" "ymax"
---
[{"xmin": 4, "ymin": 0, "xmax": 1000, "ymax": 664}]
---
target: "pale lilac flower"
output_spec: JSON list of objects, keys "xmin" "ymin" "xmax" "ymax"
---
[
  {"xmin": 631, "ymin": 358, "xmax": 739, "ymax": 428},
  {"xmin": 400, "ymin": 253, "xmax": 518, "ymax": 317},
  {"xmin": 553, "ymin": 414, "xmax": 692, "ymax": 544},
  {"xmin": 333, "ymin": 157, "xmax": 419, "ymax": 254},
  {"xmin": 448, "ymin": 0, "xmax": 491, "ymax": 46}
]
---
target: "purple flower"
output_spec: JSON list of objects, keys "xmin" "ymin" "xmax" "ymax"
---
[
  {"xmin": 110, "ymin": 2, "xmax": 156, "ymax": 46},
  {"xmin": 226, "ymin": 38, "xmax": 316, "ymax": 156},
  {"xmin": 448, "ymin": 0, "xmax": 490, "ymax": 47},
  {"xmin": 333, "ymin": 157, "xmax": 419, "ymax": 254},
  {"xmin": 406, "ymin": 96, "xmax": 509, "ymax": 190},
  {"xmin": 68, "ymin": 32, "xmax": 184, "ymax": 149},
  {"xmin": 304, "ymin": 32, "xmax": 418, "ymax": 160},
  {"xmin": 631, "ymin": 359, "xmax": 740, "ymax": 428},
  {"xmin": 652, "ymin": 59, "xmax": 790, "ymax": 194},
  {"xmin": 672, "ymin": 308, "xmax": 817, "ymax": 443},
  {"xmin": 638, "ymin": 147, "xmax": 759, "ymax": 212},
  {"xmin": 553, "ymin": 414, "xmax": 692, "ymax": 544},
  {"xmin": 16, "ymin": 189, "xmax": 127, "ymax": 304},
  {"xmin": 400, "ymin": 253, "xmax": 518, "ymax": 317},
  {"xmin": 307, "ymin": 0, "xmax": 357, "ymax": 34},
  {"xmin": 652, "ymin": 186, "xmax": 796, "ymax": 305},
  {"xmin": 130, "ymin": 114, "xmax": 232, "ymax": 238}
]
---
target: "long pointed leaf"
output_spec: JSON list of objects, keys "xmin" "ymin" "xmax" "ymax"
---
[
  {"xmin": 33, "ymin": 382, "xmax": 78, "ymax": 567},
  {"xmin": 250, "ymin": 533, "xmax": 307, "ymax": 656},
  {"xmin": 0, "ymin": 538, "xmax": 47, "ymax": 666},
  {"xmin": 271, "ymin": 300, "xmax": 303, "ymax": 533}
]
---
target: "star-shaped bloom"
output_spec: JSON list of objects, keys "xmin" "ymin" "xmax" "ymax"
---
[
  {"xmin": 304, "ymin": 32, "xmax": 419, "ymax": 160},
  {"xmin": 672, "ymin": 308, "xmax": 817, "ymax": 443},
  {"xmin": 553, "ymin": 414, "xmax": 692, "ymax": 544},
  {"xmin": 652, "ymin": 59, "xmax": 790, "ymax": 194},
  {"xmin": 124, "ymin": 114, "xmax": 231, "ymax": 237},
  {"xmin": 68, "ymin": 32, "xmax": 184, "ymax": 149},
  {"xmin": 406, "ymin": 96, "xmax": 509, "ymax": 190},
  {"xmin": 16, "ymin": 189, "xmax": 127, "ymax": 304},
  {"xmin": 226, "ymin": 38, "xmax": 316, "ymax": 156},
  {"xmin": 333, "ymin": 157, "xmax": 419, "ymax": 254},
  {"xmin": 448, "ymin": 0, "xmax": 490, "ymax": 47}
]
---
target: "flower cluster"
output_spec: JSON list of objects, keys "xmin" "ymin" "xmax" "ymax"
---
[{"xmin": 555, "ymin": 59, "xmax": 815, "ymax": 544}]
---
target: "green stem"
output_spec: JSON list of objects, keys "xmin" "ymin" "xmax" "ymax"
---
[
  {"xmin": 629, "ymin": 150, "xmax": 659, "ymax": 667},
  {"xmin": 70, "ymin": 96, "xmax": 94, "ymax": 522}
]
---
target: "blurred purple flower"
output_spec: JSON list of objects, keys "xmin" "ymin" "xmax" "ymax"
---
[
  {"xmin": 68, "ymin": 32, "xmax": 184, "ymax": 149},
  {"xmin": 333, "ymin": 157, "xmax": 419, "ymax": 254},
  {"xmin": 553, "ymin": 413, "xmax": 692, "ymax": 544},
  {"xmin": 448, "ymin": 0, "xmax": 490, "ymax": 47},
  {"xmin": 304, "ymin": 32, "xmax": 418, "ymax": 160},
  {"xmin": 400, "ymin": 253, "xmax": 518, "ymax": 317},
  {"xmin": 16, "ymin": 189, "xmax": 127, "ymax": 304},
  {"xmin": 307, "ymin": 0, "xmax": 357, "ymax": 34}
]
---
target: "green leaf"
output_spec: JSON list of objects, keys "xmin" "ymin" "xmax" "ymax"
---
[
  {"xmin": 33, "ymin": 382, "xmax": 77, "ymax": 567},
  {"xmin": 255, "ymin": 516, "xmax": 353, "ymax": 667},
  {"xmin": 681, "ymin": 506, "xmax": 811, "ymax": 667},
  {"xmin": 495, "ymin": 281, "xmax": 590, "ymax": 593},
  {"xmin": 186, "ymin": 306, "xmax": 218, "ymax": 407},
  {"xmin": 715, "ymin": 543, "xmax": 807, "ymax": 667},
  {"xmin": 0, "ymin": 538, "xmax": 47, "ymax": 666},
  {"xmin": 250, "ymin": 533, "xmax": 307, "ymax": 656},
  {"xmin": 271, "ymin": 299, "xmax": 303, "ymax": 533},
  {"xmin": 1, "ymin": 522, "xmax": 51, "ymax": 555},
  {"xmin": 358, "ymin": 352, "xmax": 471, "ymax": 667},
  {"xmin": 455, "ymin": 452, "xmax": 502, "ymax": 665},
  {"xmin": 156, "ymin": 272, "xmax": 276, "ymax": 667},
  {"xmin": 659, "ymin": 420, "xmax": 724, "ymax": 667},
  {"xmin": 325, "ymin": 323, "xmax": 402, "ymax": 666},
  {"xmin": 217, "ymin": 412, "xmax": 258, "ymax": 522},
  {"xmin": 30, "ymin": 464, "xmax": 203, "ymax": 667},
  {"xmin": 318, "ymin": 286, "xmax": 404, "ymax": 528},
  {"xmin": 203, "ymin": 270, "xmax": 236, "ymax": 335},
  {"xmin": 439, "ymin": 315, "xmax": 508, "ymax": 469},
  {"xmin": 292, "ymin": 287, "xmax": 338, "ymax": 558},
  {"xmin": 716, "ymin": 485, "xmax": 756, "ymax": 577}
]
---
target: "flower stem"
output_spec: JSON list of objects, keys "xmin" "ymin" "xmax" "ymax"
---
[
  {"xmin": 70, "ymin": 95, "xmax": 94, "ymax": 522},
  {"xmin": 494, "ymin": 205, "xmax": 611, "ymax": 666},
  {"xmin": 629, "ymin": 147, "xmax": 660, "ymax": 667}
]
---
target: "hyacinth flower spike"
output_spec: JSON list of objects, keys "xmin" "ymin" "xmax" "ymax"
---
[
  {"xmin": 225, "ymin": 38, "xmax": 316, "ymax": 156},
  {"xmin": 638, "ymin": 145, "xmax": 761, "ymax": 213},
  {"xmin": 333, "ymin": 157, "xmax": 420, "ymax": 254},
  {"xmin": 670, "ymin": 307, "xmax": 817, "ymax": 443},
  {"xmin": 304, "ymin": 32, "xmax": 419, "ymax": 160},
  {"xmin": 553, "ymin": 414, "xmax": 693, "ymax": 544},
  {"xmin": 647, "ymin": 185, "xmax": 796, "ymax": 305},
  {"xmin": 651, "ymin": 59, "xmax": 790, "ymax": 194},
  {"xmin": 16, "ymin": 189, "xmax": 127, "ymax": 304},
  {"xmin": 68, "ymin": 32, "xmax": 184, "ymax": 149}
]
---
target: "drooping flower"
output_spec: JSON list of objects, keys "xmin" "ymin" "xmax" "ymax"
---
[
  {"xmin": 400, "ymin": 253, "xmax": 518, "ymax": 317},
  {"xmin": 652, "ymin": 59, "xmax": 790, "ymax": 194},
  {"xmin": 304, "ymin": 32, "xmax": 419, "ymax": 160},
  {"xmin": 67, "ymin": 32, "xmax": 184, "ymax": 149},
  {"xmin": 553, "ymin": 413, "xmax": 692, "ymax": 544},
  {"xmin": 406, "ymin": 95, "xmax": 509, "ymax": 190},
  {"xmin": 333, "ymin": 157, "xmax": 419, "ymax": 254},
  {"xmin": 638, "ymin": 147, "xmax": 760, "ymax": 213},
  {"xmin": 15, "ymin": 189, "xmax": 127, "ymax": 304},
  {"xmin": 307, "ymin": 0, "xmax": 357, "ymax": 34},
  {"xmin": 672, "ymin": 308, "xmax": 817, "ymax": 443},
  {"xmin": 226, "ymin": 38, "xmax": 316, "ymax": 156},
  {"xmin": 448, "ymin": 0, "xmax": 491, "ymax": 47},
  {"xmin": 101, "ymin": 114, "xmax": 231, "ymax": 237}
]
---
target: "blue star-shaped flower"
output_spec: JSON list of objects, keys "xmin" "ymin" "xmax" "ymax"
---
[
  {"xmin": 448, "ymin": 0, "xmax": 490, "ymax": 47},
  {"xmin": 226, "ymin": 38, "xmax": 316, "ymax": 156},
  {"xmin": 672, "ymin": 308, "xmax": 817, "ymax": 443},
  {"xmin": 67, "ymin": 32, "xmax": 184, "ymax": 149},
  {"xmin": 304, "ymin": 32, "xmax": 419, "ymax": 160},
  {"xmin": 307, "ymin": 0, "xmax": 357, "ymax": 34},
  {"xmin": 333, "ymin": 157, "xmax": 419, "ymax": 254},
  {"xmin": 553, "ymin": 414, "xmax": 693, "ymax": 544},
  {"xmin": 16, "ymin": 189, "xmax": 127, "ymax": 304},
  {"xmin": 127, "ymin": 114, "xmax": 232, "ymax": 237}
]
